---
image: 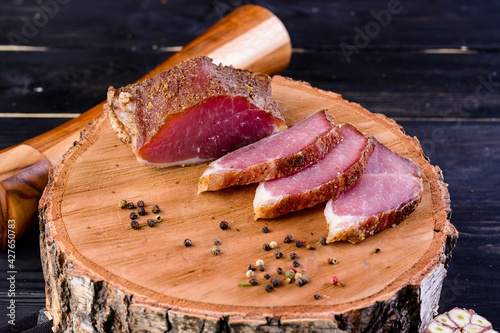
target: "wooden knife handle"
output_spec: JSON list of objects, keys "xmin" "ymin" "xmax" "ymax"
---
[{"xmin": 0, "ymin": 4, "xmax": 291, "ymax": 249}]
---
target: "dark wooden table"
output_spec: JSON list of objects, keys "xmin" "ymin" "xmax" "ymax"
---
[{"xmin": 1, "ymin": 0, "xmax": 499, "ymax": 331}]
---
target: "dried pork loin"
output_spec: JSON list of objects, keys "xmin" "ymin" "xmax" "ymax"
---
[
  {"xmin": 253, "ymin": 123, "xmax": 375, "ymax": 219},
  {"xmin": 198, "ymin": 110, "xmax": 342, "ymax": 192},
  {"xmin": 106, "ymin": 56, "xmax": 286, "ymax": 167},
  {"xmin": 324, "ymin": 140, "xmax": 423, "ymax": 244}
]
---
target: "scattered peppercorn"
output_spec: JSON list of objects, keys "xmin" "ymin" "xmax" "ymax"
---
[
  {"xmin": 294, "ymin": 272, "xmax": 302, "ymax": 280},
  {"xmin": 330, "ymin": 276, "xmax": 338, "ymax": 285},
  {"xmin": 248, "ymin": 264, "xmax": 256, "ymax": 271},
  {"xmin": 289, "ymin": 251, "xmax": 298, "ymax": 260},
  {"xmin": 256, "ymin": 259, "xmax": 264, "ymax": 267},
  {"xmin": 220, "ymin": 221, "xmax": 229, "ymax": 230},
  {"xmin": 249, "ymin": 278, "xmax": 258, "ymax": 286},
  {"xmin": 276, "ymin": 267, "xmax": 283, "ymax": 275},
  {"xmin": 292, "ymin": 260, "xmax": 300, "ymax": 268},
  {"xmin": 262, "ymin": 226, "xmax": 269, "ymax": 233},
  {"xmin": 274, "ymin": 249, "xmax": 283, "ymax": 259},
  {"xmin": 295, "ymin": 240, "xmax": 304, "ymax": 248},
  {"xmin": 246, "ymin": 270, "xmax": 255, "ymax": 278},
  {"xmin": 284, "ymin": 235, "xmax": 293, "ymax": 243},
  {"xmin": 262, "ymin": 243, "xmax": 271, "ymax": 251},
  {"xmin": 137, "ymin": 207, "xmax": 146, "ymax": 216},
  {"xmin": 214, "ymin": 238, "xmax": 221, "ymax": 245},
  {"xmin": 119, "ymin": 200, "xmax": 127, "ymax": 209},
  {"xmin": 271, "ymin": 277, "xmax": 280, "ymax": 287},
  {"xmin": 137, "ymin": 200, "xmax": 145, "ymax": 207},
  {"xmin": 295, "ymin": 278, "xmax": 306, "ymax": 287},
  {"xmin": 285, "ymin": 269, "xmax": 295, "ymax": 280},
  {"xmin": 212, "ymin": 245, "xmax": 221, "ymax": 256},
  {"xmin": 320, "ymin": 237, "xmax": 327, "ymax": 246},
  {"xmin": 265, "ymin": 283, "xmax": 274, "ymax": 292},
  {"xmin": 126, "ymin": 202, "xmax": 135, "ymax": 209},
  {"xmin": 326, "ymin": 258, "xmax": 338, "ymax": 265},
  {"xmin": 147, "ymin": 219, "xmax": 156, "ymax": 227},
  {"xmin": 264, "ymin": 273, "xmax": 271, "ymax": 280},
  {"xmin": 184, "ymin": 238, "xmax": 192, "ymax": 247},
  {"xmin": 130, "ymin": 220, "xmax": 140, "ymax": 229},
  {"xmin": 314, "ymin": 294, "xmax": 321, "ymax": 300},
  {"xmin": 374, "ymin": 248, "xmax": 381, "ymax": 253},
  {"xmin": 155, "ymin": 215, "xmax": 162, "ymax": 223},
  {"xmin": 129, "ymin": 212, "xmax": 138, "ymax": 220},
  {"xmin": 302, "ymin": 276, "xmax": 309, "ymax": 284},
  {"xmin": 151, "ymin": 204, "xmax": 160, "ymax": 214},
  {"xmin": 258, "ymin": 264, "xmax": 266, "ymax": 272},
  {"xmin": 270, "ymin": 241, "xmax": 278, "ymax": 249}
]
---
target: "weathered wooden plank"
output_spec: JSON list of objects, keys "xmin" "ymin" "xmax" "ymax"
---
[{"xmin": 2, "ymin": 0, "xmax": 500, "ymax": 49}]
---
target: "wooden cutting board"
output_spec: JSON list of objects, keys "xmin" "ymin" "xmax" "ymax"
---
[{"xmin": 39, "ymin": 75, "xmax": 457, "ymax": 332}]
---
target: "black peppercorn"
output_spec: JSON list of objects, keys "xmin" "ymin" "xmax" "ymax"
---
[
  {"xmin": 264, "ymin": 273, "xmax": 271, "ymax": 280},
  {"xmin": 374, "ymin": 248, "xmax": 381, "ymax": 253},
  {"xmin": 289, "ymin": 251, "xmax": 298, "ymax": 260},
  {"xmin": 214, "ymin": 238, "xmax": 220, "ymax": 245},
  {"xmin": 262, "ymin": 226, "xmax": 269, "ymax": 233},
  {"xmin": 220, "ymin": 221, "xmax": 229, "ymax": 230},
  {"xmin": 147, "ymin": 219, "xmax": 156, "ymax": 227},
  {"xmin": 138, "ymin": 207, "xmax": 146, "ymax": 216},
  {"xmin": 151, "ymin": 204, "xmax": 160, "ymax": 214},
  {"xmin": 184, "ymin": 238, "xmax": 192, "ymax": 247},
  {"xmin": 295, "ymin": 240, "xmax": 304, "ymax": 248},
  {"xmin": 130, "ymin": 220, "xmax": 140, "ymax": 229},
  {"xmin": 314, "ymin": 294, "xmax": 321, "ymax": 300},
  {"xmin": 126, "ymin": 202, "xmax": 135, "ymax": 209},
  {"xmin": 137, "ymin": 200, "xmax": 145, "ymax": 207},
  {"xmin": 248, "ymin": 264, "xmax": 256, "ymax": 271},
  {"xmin": 258, "ymin": 264, "xmax": 266, "ymax": 272},
  {"xmin": 274, "ymin": 249, "xmax": 283, "ymax": 259},
  {"xmin": 276, "ymin": 267, "xmax": 283, "ymax": 275},
  {"xmin": 292, "ymin": 260, "xmax": 300, "ymax": 268},
  {"xmin": 271, "ymin": 277, "xmax": 280, "ymax": 287},
  {"xmin": 262, "ymin": 243, "xmax": 271, "ymax": 251},
  {"xmin": 249, "ymin": 278, "xmax": 258, "ymax": 286},
  {"xmin": 264, "ymin": 283, "xmax": 274, "ymax": 292},
  {"xmin": 295, "ymin": 278, "xmax": 305, "ymax": 287},
  {"xmin": 320, "ymin": 237, "xmax": 327, "ymax": 246},
  {"xmin": 129, "ymin": 212, "xmax": 138, "ymax": 220},
  {"xmin": 284, "ymin": 235, "xmax": 293, "ymax": 243}
]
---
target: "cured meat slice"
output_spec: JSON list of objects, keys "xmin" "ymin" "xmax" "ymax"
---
[
  {"xmin": 253, "ymin": 124, "xmax": 375, "ymax": 219},
  {"xmin": 106, "ymin": 56, "xmax": 286, "ymax": 167},
  {"xmin": 198, "ymin": 110, "xmax": 342, "ymax": 192},
  {"xmin": 324, "ymin": 140, "xmax": 424, "ymax": 244}
]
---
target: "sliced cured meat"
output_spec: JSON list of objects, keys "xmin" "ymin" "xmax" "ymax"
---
[
  {"xmin": 107, "ymin": 56, "xmax": 286, "ymax": 167},
  {"xmin": 324, "ymin": 140, "xmax": 423, "ymax": 244},
  {"xmin": 198, "ymin": 110, "xmax": 342, "ymax": 192},
  {"xmin": 253, "ymin": 123, "xmax": 375, "ymax": 219}
]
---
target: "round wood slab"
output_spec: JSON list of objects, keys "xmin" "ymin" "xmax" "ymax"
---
[{"xmin": 39, "ymin": 76, "xmax": 457, "ymax": 332}]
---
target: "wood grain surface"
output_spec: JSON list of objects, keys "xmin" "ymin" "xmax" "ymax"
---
[{"xmin": 39, "ymin": 76, "xmax": 455, "ymax": 331}]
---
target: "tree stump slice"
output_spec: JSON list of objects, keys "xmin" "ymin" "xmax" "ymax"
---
[{"xmin": 39, "ymin": 76, "xmax": 457, "ymax": 333}]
